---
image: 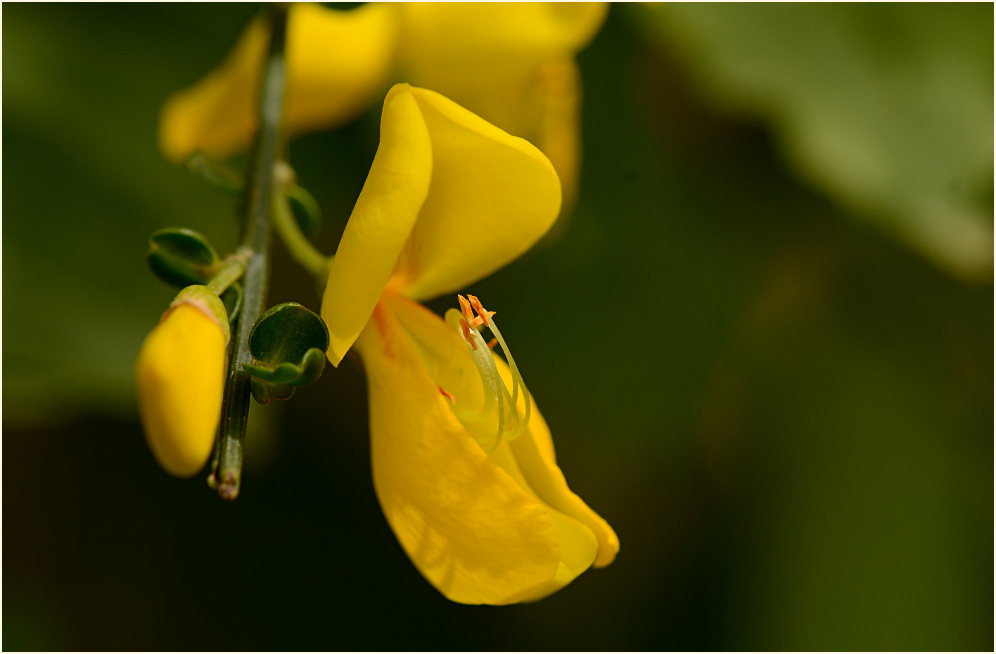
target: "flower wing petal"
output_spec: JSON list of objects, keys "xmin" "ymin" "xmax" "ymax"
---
[
  {"xmin": 357, "ymin": 296, "xmax": 562, "ymax": 605},
  {"xmin": 390, "ymin": 86, "xmax": 563, "ymax": 301},
  {"xmin": 321, "ymin": 86, "xmax": 433, "ymax": 366}
]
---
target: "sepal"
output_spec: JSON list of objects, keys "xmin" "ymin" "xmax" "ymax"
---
[{"xmin": 244, "ymin": 302, "xmax": 329, "ymax": 404}]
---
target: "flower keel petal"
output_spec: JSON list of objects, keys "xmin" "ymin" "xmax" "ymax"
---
[
  {"xmin": 136, "ymin": 304, "xmax": 227, "ymax": 477},
  {"xmin": 357, "ymin": 298, "xmax": 563, "ymax": 605}
]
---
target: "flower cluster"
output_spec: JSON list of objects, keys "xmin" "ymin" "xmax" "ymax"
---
[{"xmin": 138, "ymin": 3, "xmax": 617, "ymax": 606}]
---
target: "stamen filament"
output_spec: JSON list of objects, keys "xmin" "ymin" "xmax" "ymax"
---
[
  {"xmin": 487, "ymin": 319, "xmax": 532, "ymax": 440},
  {"xmin": 467, "ymin": 327, "xmax": 504, "ymax": 450},
  {"xmin": 447, "ymin": 296, "xmax": 533, "ymax": 450}
]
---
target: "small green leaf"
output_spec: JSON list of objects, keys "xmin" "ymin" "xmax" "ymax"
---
[
  {"xmin": 146, "ymin": 227, "xmax": 219, "ymax": 287},
  {"xmin": 244, "ymin": 302, "xmax": 330, "ymax": 404},
  {"xmin": 184, "ymin": 152, "xmax": 244, "ymax": 194},
  {"xmin": 286, "ymin": 184, "xmax": 323, "ymax": 238}
]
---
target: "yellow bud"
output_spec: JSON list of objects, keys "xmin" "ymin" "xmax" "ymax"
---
[{"xmin": 136, "ymin": 289, "xmax": 228, "ymax": 477}]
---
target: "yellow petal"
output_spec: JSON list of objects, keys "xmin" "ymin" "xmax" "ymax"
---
[
  {"xmin": 391, "ymin": 85, "xmax": 562, "ymax": 300},
  {"xmin": 136, "ymin": 303, "xmax": 227, "ymax": 477},
  {"xmin": 159, "ymin": 3, "xmax": 396, "ymax": 163},
  {"xmin": 321, "ymin": 84, "xmax": 561, "ymax": 364},
  {"xmin": 357, "ymin": 294, "xmax": 562, "ymax": 605},
  {"xmin": 321, "ymin": 85, "xmax": 433, "ymax": 366}
]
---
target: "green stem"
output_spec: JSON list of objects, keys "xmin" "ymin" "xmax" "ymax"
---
[
  {"xmin": 211, "ymin": 5, "xmax": 289, "ymax": 501},
  {"xmin": 272, "ymin": 180, "xmax": 331, "ymax": 279},
  {"xmin": 206, "ymin": 247, "xmax": 251, "ymax": 295}
]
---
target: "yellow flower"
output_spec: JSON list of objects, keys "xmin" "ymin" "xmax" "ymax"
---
[
  {"xmin": 136, "ymin": 286, "xmax": 229, "ymax": 477},
  {"xmin": 396, "ymin": 2, "xmax": 609, "ymax": 208},
  {"xmin": 321, "ymin": 84, "xmax": 618, "ymax": 604},
  {"xmin": 159, "ymin": 3, "xmax": 397, "ymax": 163},
  {"xmin": 158, "ymin": 3, "xmax": 607, "ymax": 206}
]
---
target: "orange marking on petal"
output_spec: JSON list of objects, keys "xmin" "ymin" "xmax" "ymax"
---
[{"xmin": 438, "ymin": 386, "xmax": 455, "ymax": 403}]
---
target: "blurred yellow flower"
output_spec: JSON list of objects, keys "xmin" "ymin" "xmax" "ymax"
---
[
  {"xmin": 159, "ymin": 3, "xmax": 607, "ymax": 205},
  {"xmin": 321, "ymin": 84, "xmax": 618, "ymax": 604},
  {"xmin": 159, "ymin": 3, "xmax": 398, "ymax": 163},
  {"xmin": 397, "ymin": 2, "xmax": 608, "ymax": 207},
  {"xmin": 136, "ymin": 286, "xmax": 229, "ymax": 477}
]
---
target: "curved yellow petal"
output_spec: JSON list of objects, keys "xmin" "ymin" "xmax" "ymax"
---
[
  {"xmin": 321, "ymin": 85, "xmax": 432, "ymax": 366},
  {"xmin": 356, "ymin": 294, "xmax": 562, "ymax": 605},
  {"xmin": 136, "ymin": 302, "xmax": 227, "ymax": 477},
  {"xmin": 159, "ymin": 3, "xmax": 396, "ymax": 163},
  {"xmin": 322, "ymin": 84, "xmax": 560, "ymax": 364},
  {"xmin": 391, "ymin": 86, "xmax": 562, "ymax": 301}
]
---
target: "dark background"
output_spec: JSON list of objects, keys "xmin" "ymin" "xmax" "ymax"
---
[{"xmin": 3, "ymin": 3, "xmax": 993, "ymax": 651}]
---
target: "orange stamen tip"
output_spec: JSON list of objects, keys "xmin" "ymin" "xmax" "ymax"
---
[
  {"xmin": 467, "ymin": 295, "xmax": 492, "ymax": 326},
  {"xmin": 459, "ymin": 318, "xmax": 477, "ymax": 350},
  {"xmin": 438, "ymin": 386, "xmax": 455, "ymax": 403},
  {"xmin": 457, "ymin": 295, "xmax": 474, "ymax": 322},
  {"xmin": 486, "ymin": 338, "xmax": 498, "ymax": 350}
]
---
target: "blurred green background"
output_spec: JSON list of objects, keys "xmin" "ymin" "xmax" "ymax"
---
[{"xmin": 3, "ymin": 3, "xmax": 992, "ymax": 650}]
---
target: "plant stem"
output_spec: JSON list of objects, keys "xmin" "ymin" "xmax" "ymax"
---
[{"xmin": 211, "ymin": 4, "xmax": 289, "ymax": 501}]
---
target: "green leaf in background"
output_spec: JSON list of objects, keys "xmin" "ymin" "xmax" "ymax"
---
[{"xmin": 634, "ymin": 3, "xmax": 993, "ymax": 281}]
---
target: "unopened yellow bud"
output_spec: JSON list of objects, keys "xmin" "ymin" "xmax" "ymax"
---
[{"xmin": 136, "ymin": 286, "xmax": 229, "ymax": 477}]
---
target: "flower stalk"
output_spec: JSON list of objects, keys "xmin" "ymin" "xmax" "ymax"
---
[
  {"xmin": 272, "ymin": 163, "xmax": 331, "ymax": 280},
  {"xmin": 209, "ymin": 4, "xmax": 289, "ymax": 500},
  {"xmin": 206, "ymin": 247, "xmax": 251, "ymax": 296}
]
